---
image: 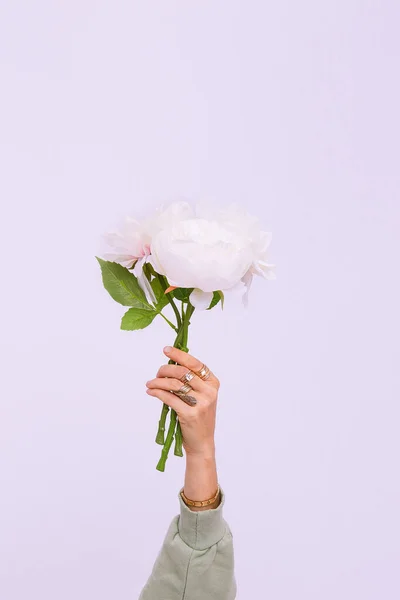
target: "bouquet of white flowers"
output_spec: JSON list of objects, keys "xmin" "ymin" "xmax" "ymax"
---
[{"xmin": 96, "ymin": 201, "xmax": 275, "ymax": 471}]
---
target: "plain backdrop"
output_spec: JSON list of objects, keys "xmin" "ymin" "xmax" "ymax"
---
[{"xmin": 1, "ymin": 2, "xmax": 399, "ymax": 599}]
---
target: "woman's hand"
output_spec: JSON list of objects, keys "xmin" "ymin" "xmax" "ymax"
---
[
  {"xmin": 145, "ymin": 345, "xmax": 220, "ymax": 457},
  {"xmin": 146, "ymin": 345, "xmax": 221, "ymax": 510}
]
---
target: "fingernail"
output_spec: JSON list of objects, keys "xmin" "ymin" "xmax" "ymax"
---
[{"xmin": 164, "ymin": 346, "xmax": 173, "ymax": 353}]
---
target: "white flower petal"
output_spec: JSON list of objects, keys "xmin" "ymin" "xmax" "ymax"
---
[
  {"xmin": 102, "ymin": 253, "xmax": 137, "ymax": 269},
  {"xmin": 147, "ymin": 249, "xmax": 166, "ymax": 277},
  {"xmin": 133, "ymin": 257, "xmax": 157, "ymax": 305},
  {"xmin": 241, "ymin": 270, "xmax": 253, "ymax": 307},
  {"xmin": 151, "ymin": 220, "xmax": 253, "ymax": 291},
  {"xmin": 189, "ymin": 289, "xmax": 214, "ymax": 310},
  {"xmin": 229, "ymin": 279, "xmax": 247, "ymax": 295}
]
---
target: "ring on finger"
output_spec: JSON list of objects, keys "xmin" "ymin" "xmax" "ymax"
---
[
  {"xmin": 177, "ymin": 382, "xmax": 193, "ymax": 395},
  {"xmin": 177, "ymin": 393, "xmax": 197, "ymax": 407},
  {"xmin": 180, "ymin": 370, "xmax": 196, "ymax": 384},
  {"xmin": 196, "ymin": 363, "xmax": 211, "ymax": 381}
]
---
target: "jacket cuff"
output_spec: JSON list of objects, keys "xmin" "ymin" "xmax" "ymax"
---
[{"xmin": 177, "ymin": 487, "xmax": 227, "ymax": 551}]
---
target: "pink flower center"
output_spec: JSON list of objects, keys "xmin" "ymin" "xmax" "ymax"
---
[{"xmin": 142, "ymin": 243, "xmax": 151, "ymax": 257}]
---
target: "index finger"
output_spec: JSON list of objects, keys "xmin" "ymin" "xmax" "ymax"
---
[{"xmin": 163, "ymin": 346, "xmax": 219, "ymax": 385}]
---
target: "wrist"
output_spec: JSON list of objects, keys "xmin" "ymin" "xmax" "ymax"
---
[
  {"xmin": 184, "ymin": 447, "xmax": 218, "ymax": 511},
  {"xmin": 185, "ymin": 442, "xmax": 216, "ymax": 461}
]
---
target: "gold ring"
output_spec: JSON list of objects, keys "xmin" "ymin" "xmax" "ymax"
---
[
  {"xmin": 197, "ymin": 363, "xmax": 211, "ymax": 381},
  {"xmin": 180, "ymin": 370, "xmax": 196, "ymax": 384},
  {"xmin": 177, "ymin": 393, "xmax": 197, "ymax": 406},
  {"xmin": 177, "ymin": 382, "xmax": 193, "ymax": 395}
]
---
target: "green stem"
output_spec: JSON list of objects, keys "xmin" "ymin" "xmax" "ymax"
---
[
  {"xmin": 156, "ymin": 408, "xmax": 177, "ymax": 471},
  {"xmin": 157, "ymin": 275, "xmax": 182, "ymax": 330},
  {"xmin": 156, "ymin": 301, "xmax": 196, "ymax": 471},
  {"xmin": 181, "ymin": 303, "xmax": 194, "ymax": 349},
  {"xmin": 174, "ymin": 421, "xmax": 183, "ymax": 457},
  {"xmin": 154, "ymin": 317, "xmax": 184, "ymax": 445},
  {"xmin": 181, "ymin": 300, "xmax": 185, "ymax": 322},
  {"xmin": 155, "ymin": 403, "xmax": 169, "ymax": 445}
]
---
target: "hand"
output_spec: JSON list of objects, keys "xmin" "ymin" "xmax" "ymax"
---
[{"xmin": 146, "ymin": 346, "xmax": 220, "ymax": 458}]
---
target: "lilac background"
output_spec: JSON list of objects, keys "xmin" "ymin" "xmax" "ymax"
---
[{"xmin": 1, "ymin": 2, "xmax": 399, "ymax": 599}]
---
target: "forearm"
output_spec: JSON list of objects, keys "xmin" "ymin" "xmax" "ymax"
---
[{"xmin": 183, "ymin": 447, "xmax": 220, "ymax": 512}]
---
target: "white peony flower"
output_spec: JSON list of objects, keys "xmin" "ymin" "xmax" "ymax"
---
[
  {"xmin": 103, "ymin": 200, "xmax": 275, "ymax": 310},
  {"xmin": 149, "ymin": 202, "xmax": 275, "ymax": 309}
]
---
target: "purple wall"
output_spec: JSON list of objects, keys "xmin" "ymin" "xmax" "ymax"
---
[{"xmin": 0, "ymin": 1, "xmax": 399, "ymax": 599}]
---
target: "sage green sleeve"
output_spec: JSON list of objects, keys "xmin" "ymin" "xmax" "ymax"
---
[{"xmin": 139, "ymin": 488, "xmax": 237, "ymax": 600}]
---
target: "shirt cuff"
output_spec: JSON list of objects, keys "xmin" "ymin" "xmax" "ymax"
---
[{"xmin": 177, "ymin": 487, "xmax": 227, "ymax": 551}]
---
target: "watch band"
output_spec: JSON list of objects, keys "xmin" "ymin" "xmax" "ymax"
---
[{"xmin": 180, "ymin": 485, "xmax": 220, "ymax": 508}]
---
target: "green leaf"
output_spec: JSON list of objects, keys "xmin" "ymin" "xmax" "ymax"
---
[
  {"xmin": 96, "ymin": 257, "xmax": 150, "ymax": 308},
  {"xmin": 207, "ymin": 290, "xmax": 224, "ymax": 310},
  {"xmin": 121, "ymin": 307, "xmax": 157, "ymax": 330},
  {"xmin": 142, "ymin": 262, "xmax": 156, "ymax": 278},
  {"xmin": 173, "ymin": 287, "xmax": 194, "ymax": 302},
  {"xmin": 151, "ymin": 277, "xmax": 169, "ymax": 310}
]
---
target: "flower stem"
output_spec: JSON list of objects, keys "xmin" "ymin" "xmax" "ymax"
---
[
  {"xmin": 174, "ymin": 421, "xmax": 183, "ymax": 456},
  {"xmin": 156, "ymin": 407, "xmax": 177, "ymax": 471},
  {"xmin": 156, "ymin": 301, "xmax": 195, "ymax": 471},
  {"xmin": 154, "ymin": 316, "xmax": 184, "ymax": 445},
  {"xmin": 157, "ymin": 275, "xmax": 182, "ymax": 330},
  {"xmin": 155, "ymin": 403, "xmax": 169, "ymax": 445}
]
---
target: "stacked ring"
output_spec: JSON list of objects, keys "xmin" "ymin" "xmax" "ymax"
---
[
  {"xmin": 177, "ymin": 394, "xmax": 197, "ymax": 407},
  {"xmin": 180, "ymin": 370, "xmax": 196, "ymax": 384},
  {"xmin": 172, "ymin": 381, "xmax": 197, "ymax": 407},
  {"xmin": 197, "ymin": 363, "xmax": 211, "ymax": 381},
  {"xmin": 177, "ymin": 382, "xmax": 192, "ymax": 395}
]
